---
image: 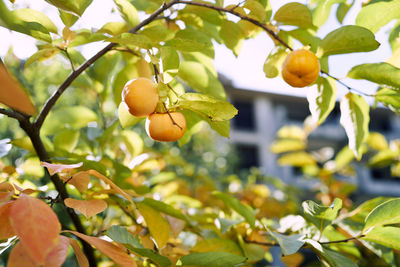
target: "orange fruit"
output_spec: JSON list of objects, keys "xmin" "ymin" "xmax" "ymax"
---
[
  {"xmin": 122, "ymin": 77, "xmax": 159, "ymax": 117},
  {"xmin": 281, "ymin": 49, "xmax": 320, "ymax": 87},
  {"xmin": 146, "ymin": 112, "xmax": 186, "ymax": 142}
]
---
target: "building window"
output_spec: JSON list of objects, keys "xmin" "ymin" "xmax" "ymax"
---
[
  {"xmin": 234, "ymin": 143, "xmax": 259, "ymax": 170},
  {"xmin": 232, "ymin": 100, "xmax": 256, "ymax": 131},
  {"xmin": 370, "ymin": 166, "xmax": 398, "ymax": 181},
  {"xmin": 370, "ymin": 115, "xmax": 391, "ymax": 132}
]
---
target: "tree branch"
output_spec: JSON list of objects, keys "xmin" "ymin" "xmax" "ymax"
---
[
  {"xmin": 0, "ymin": 107, "xmax": 27, "ymax": 121},
  {"xmin": 34, "ymin": 0, "xmax": 180, "ymax": 129}
]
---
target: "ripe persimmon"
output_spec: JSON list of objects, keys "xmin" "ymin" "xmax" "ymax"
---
[
  {"xmin": 146, "ymin": 112, "xmax": 186, "ymax": 142},
  {"xmin": 281, "ymin": 49, "xmax": 320, "ymax": 87},
  {"xmin": 122, "ymin": 77, "xmax": 159, "ymax": 117}
]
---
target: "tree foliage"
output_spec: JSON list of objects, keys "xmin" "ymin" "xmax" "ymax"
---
[{"xmin": 1, "ymin": 0, "xmax": 400, "ymax": 266}]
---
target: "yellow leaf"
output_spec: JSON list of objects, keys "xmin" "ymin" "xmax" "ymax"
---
[
  {"xmin": 68, "ymin": 237, "xmax": 89, "ymax": 267},
  {"xmin": 64, "ymin": 230, "xmax": 137, "ymax": 267},
  {"xmin": 88, "ymin": 170, "xmax": 135, "ymax": 206},
  {"xmin": 0, "ymin": 62, "xmax": 36, "ymax": 115},
  {"xmin": 137, "ymin": 202, "xmax": 170, "ymax": 248},
  {"xmin": 9, "ymin": 194, "xmax": 61, "ymax": 264},
  {"xmin": 40, "ymin": 161, "xmax": 83, "ymax": 175},
  {"xmin": 0, "ymin": 182, "xmax": 14, "ymax": 203},
  {"xmin": 64, "ymin": 198, "xmax": 107, "ymax": 218}
]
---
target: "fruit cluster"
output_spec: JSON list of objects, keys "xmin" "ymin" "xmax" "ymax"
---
[{"xmin": 122, "ymin": 77, "xmax": 186, "ymax": 142}]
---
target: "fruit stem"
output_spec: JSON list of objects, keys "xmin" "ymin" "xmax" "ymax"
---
[{"xmin": 163, "ymin": 102, "xmax": 183, "ymax": 130}]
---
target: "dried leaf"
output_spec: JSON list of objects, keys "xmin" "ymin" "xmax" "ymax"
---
[
  {"xmin": 64, "ymin": 198, "xmax": 107, "ymax": 218},
  {"xmin": 0, "ymin": 201, "xmax": 16, "ymax": 239},
  {"xmin": 40, "ymin": 161, "xmax": 83, "ymax": 175},
  {"xmin": 65, "ymin": 231, "xmax": 137, "ymax": 267},
  {"xmin": 10, "ymin": 194, "xmax": 61, "ymax": 264},
  {"xmin": 68, "ymin": 238, "xmax": 89, "ymax": 267},
  {"xmin": 0, "ymin": 63, "xmax": 36, "ymax": 115}
]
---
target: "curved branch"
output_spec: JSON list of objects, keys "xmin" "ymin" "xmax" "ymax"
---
[
  {"xmin": 0, "ymin": 107, "xmax": 27, "ymax": 121},
  {"xmin": 34, "ymin": 0, "xmax": 179, "ymax": 129}
]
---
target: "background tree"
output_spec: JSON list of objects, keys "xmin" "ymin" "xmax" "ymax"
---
[{"xmin": 1, "ymin": 0, "xmax": 400, "ymax": 266}]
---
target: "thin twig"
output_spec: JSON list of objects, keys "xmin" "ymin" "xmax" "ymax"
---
[
  {"xmin": 163, "ymin": 102, "xmax": 183, "ymax": 130},
  {"xmin": 34, "ymin": 0, "xmax": 180, "ymax": 129},
  {"xmin": 0, "ymin": 108, "xmax": 27, "ymax": 121},
  {"xmin": 321, "ymin": 70, "xmax": 373, "ymax": 97},
  {"xmin": 112, "ymin": 47, "xmax": 141, "ymax": 57},
  {"xmin": 62, "ymin": 48, "xmax": 75, "ymax": 72},
  {"xmin": 319, "ymin": 234, "xmax": 365, "ymax": 244}
]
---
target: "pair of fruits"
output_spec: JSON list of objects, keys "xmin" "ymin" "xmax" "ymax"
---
[
  {"xmin": 122, "ymin": 77, "xmax": 186, "ymax": 142},
  {"xmin": 281, "ymin": 49, "xmax": 320, "ymax": 88}
]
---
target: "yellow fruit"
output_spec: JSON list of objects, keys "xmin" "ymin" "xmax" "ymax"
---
[
  {"xmin": 281, "ymin": 49, "xmax": 320, "ymax": 87},
  {"xmin": 146, "ymin": 112, "xmax": 186, "ymax": 142},
  {"xmin": 122, "ymin": 77, "xmax": 159, "ymax": 117}
]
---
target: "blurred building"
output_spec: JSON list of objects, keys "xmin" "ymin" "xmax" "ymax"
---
[{"xmin": 225, "ymin": 84, "xmax": 400, "ymax": 197}]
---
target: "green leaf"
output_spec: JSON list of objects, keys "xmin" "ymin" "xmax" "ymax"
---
[
  {"xmin": 336, "ymin": 2, "xmax": 353, "ymax": 24},
  {"xmin": 302, "ymin": 198, "xmax": 342, "ymax": 233},
  {"xmin": 270, "ymin": 139, "xmax": 306, "ymax": 154},
  {"xmin": 192, "ymin": 238, "xmax": 242, "ymax": 255},
  {"xmin": 368, "ymin": 149, "xmax": 399, "ymax": 168},
  {"xmin": 263, "ymin": 46, "xmax": 288, "ymax": 78},
  {"xmin": 278, "ymin": 152, "xmax": 316, "ymax": 167},
  {"xmin": 45, "ymin": 0, "xmax": 92, "ymax": 16},
  {"xmin": 166, "ymin": 29, "xmax": 214, "ymax": 58},
  {"xmin": 277, "ymin": 126, "xmax": 306, "ymax": 140},
  {"xmin": 287, "ymin": 29, "xmax": 321, "ymax": 53},
  {"xmin": 349, "ymin": 197, "xmax": 395, "ymax": 223},
  {"xmin": 268, "ymin": 231, "xmax": 304, "ymax": 256},
  {"xmin": 121, "ymin": 130, "xmax": 143, "ymax": 158},
  {"xmin": 367, "ymin": 132, "xmax": 389, "ymax": 150},
  {"xmin": 69, "ymin": 30, "xmax": 107, "ymax": 47},
  {"xmin": 59, "ymin": 9, "xmax": 79, "ymax": 27},
  {"xmin": 320, "ymin": 25, "xmax": 380, "ymax": 56},
  {"xmin": 114, "ymin": 0, "xmax": 139, "ymax": 28},
  {"xmin": 11, "ymin": 9, "xmax": 57, "ymax": 33},
  {"xmin": 364, "ymin": 198, "xmax": 400, "ymax": 230},
  {"xmin": 98, "ymin": 22, "xmax": 128, "ymax": 36},
  {"xmin": 213, "ymin": 191, "xmax": 256, "ymax": 228},
  {"xmin": 53, "ymin": 129, "xmax": 79, "ymax": 153},
  {"xmin": 243, "ymin": 0, "xmax": 266, "ymax": 21},
  {"xmin": 306, "ymin": 239, "xmax": 357, "ymax": 267},
  {"xmin": 137, "ymin": 202, "xmax": 170, "ymax": 248},
  {"xmin": 217, "ymin": 218, "xmax": 241, "ymax": 234},
  {"xmin": 348, "ymin": 63, "xmax": 400, "ymax": 90},
  {"xmin": 160, "ymin": 47, "xmax": 179, "ymax": 83},
  {"xmin": 356, "ymin": 1, "xmax": 400, "ymax": 34},
  {"xmin": 312, "ymin": 0, "xmax": 345, "ymax": 27},
  {"xmin": 0, "ymin": 1, "xmax": 51, "ymax": 42},
  {"xmin": 363, "ymin": 226, "xmax": 400, "ymax": 250},
  {"xmin": 42, "ymin": 106, "xmax": 98, "ymax": 135},
  {"xmin": 141, "ymin": 198, "xmax": 189, "ymax": 222},
  {"xmin": 274, "ymin": 2, "xmax": 313, "ymax": 28},
  {"xmin": 141, "ymin": 25, "xmax": 175, "ymax": 44},
  {"xmin": 307, "ymin": 77, "xmax": 336, "ymax": 125},
  {"xmin": 176, "ymin": 93, "xmax": 237, "ymax": 121},
  {"xmin": 375, "ymin": 88, "xmax": 400, "ymax": 113},
  {"xmin": 118, "ymin": 102, "xmax": 143, "ymax": 128},
  {"xmin": 332, "ymin": 146, "xmax": 355, "ymax": 170},
  {"xmin": 106, "ymin": 225, "xmax": 172, "ymax": 267},
  {"xmin": 178, "ymin": 61, "xmax": 225, "ymax": 99},
  {"xmin": 178, "ymin": 252, "xmax": 246, "ymax": 267},
  {"xmin": 108, "ymin": 33, "xmax": 153, "ymax": 49},
  {"xmin": 340, "ymin": 93, "xmax": 370, "ymax": 160},
  {"xmin": 25, "ymin": 48, "xmax": 60, "ymax": 68},
  {"xmin": 208, "ymin": 119, "xmax": 230, "ymax": 138},
  {"xmin": 219, "ymin": 20, "xmax": 244, "ymax": 57}
]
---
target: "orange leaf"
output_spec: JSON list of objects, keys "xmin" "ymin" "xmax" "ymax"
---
[
  {"xmin": 64, "ymin": 198, "xmax": 107, "ymax": 218},
  {"xmin": 88, "ymin": 170, "xmax": 135, "ymax": 206},
  {"xmin": 0, "ymin": 62, "xmax": 36, "ymax": 115},
  {"xmin": 40, "ymin": 161, "xmax": 83, "ymax": 175},
  {"xmin": 0, "ymin": 182, "xmax": 14, "ymax": 203},
  {"xmin": 10, "ymin": 194, "xmax": 61, "ymax": 264},
  {"xmin": 8, "ymin": 236, "xmax": 69, "ymax": 267},
  {"xmin": 0, "ymin": 201, "xmax": 16, "ymax": 239},
  {"xmin": 7, "ymin": 242, "xmax": 38, "ymax": 267},
  {"xmin": 69, "ymin": 171, "xmax": 90, "ymax": 192},
  {"xmin": 64, "ymin": 230, "xmax": 137, "ymax": 267},
  {"xmin": 68, "ymin": 237, "xmax": 89, "ymax": 267},
  {"xmin": 44, "ymin": 235, "xmax": 69, "ymax": 267}
]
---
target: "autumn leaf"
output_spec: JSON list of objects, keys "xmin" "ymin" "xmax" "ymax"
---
[
  {"xmin": 0, "ymin": 201, "xmax": 16, "ymax": 239},
  {"xmin": 7, "ymin": 235, "xmax": 69, "ymax": 267},
  {"xmin": 0, "ymin": 62, "xmax": 36, "ymax": 115},
  {"xmin": 64, "ymin": 198, "xmax": 108, "ymax": 218},
  {"xmin": 65, "ymin": 230, "xmax": 137, "ymax": 267},
  {"xmin": 69, "ymin": 171, "xmax": 90, "ymax": 192},
  {"xmin": 40, "ymin": 161, "xmax": 83, "ymax": 175},
  {"xmin": 0, "ymin": 182, "xmax": 14, "ymax": 203},
  {"xmin": 9, "ymin": 194, "xmax": 61, "ymax": 264},
  {"xmin": 68, "ymin": 237, "xmax": 89, "ymax": 267}
]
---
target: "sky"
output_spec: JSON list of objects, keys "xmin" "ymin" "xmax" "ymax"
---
[{"xmin": 0, "ymin": 0, "xmax": 393, "ymax": 99}]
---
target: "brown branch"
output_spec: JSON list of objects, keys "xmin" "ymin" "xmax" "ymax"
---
[
  {"xmin": 34, "ymin": 0, "xmax": 180, "ymax": 129},
  {"xmin": 0, "ymin": 108, "xmax": 27, "ymax": 121},
  {"xmin": 319, "ymin": 234, "xmax": 365, "ymax": 245},
  {"xmin": 163, "ymin": 102, "xmax": 183, "ymax": 130},
  {"xmin": 321, "ymin": 70, "xmax": 373, "ymax": 97},
  {"xmin": 174, "ymin": 0, "xmax": 292, "ymax": 50},
  {"xmin": 62, "ymin": 48, "xmax": 76, "ymax": 72}
]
